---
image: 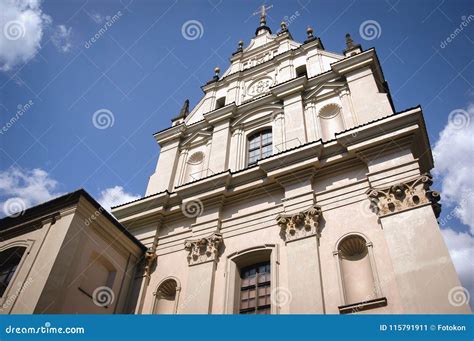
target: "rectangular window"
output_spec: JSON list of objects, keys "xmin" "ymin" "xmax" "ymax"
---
[
  {"xmin": 239, "ymin": 262, "xmax": 271, "ymax": 314},
  {"xmin": 248, "ymin": 130, "xmax": 272, "ymax": 166}
]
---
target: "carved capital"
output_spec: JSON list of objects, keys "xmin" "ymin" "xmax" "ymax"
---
[
  {"xmin": 366, "ymin": 173, "xmax": 441, "ymax": 217},
  {"xmin": 277, "ymin": 205, "xmax": 322, "ymax": 242},
  {"xmin": 184, "ymin": 232, "xmax": 223, "ymax": 266}
]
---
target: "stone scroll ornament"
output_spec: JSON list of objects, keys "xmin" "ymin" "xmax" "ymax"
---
[
  {"xmin": 366, "ymin": 173, "xmax": 441, "ymax": 217},
  {"xmin": 144, "ymin": 248, "xmax": 158, "ymax": 278},
  {"xmin": 276, "ymin": 205, "xmax": 323, "ymax": 242},
  {"xmin": 184, "ymin": 232, "xmax": 223, "ymax": 266}
]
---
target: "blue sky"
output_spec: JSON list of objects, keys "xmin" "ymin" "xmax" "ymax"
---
[{"xmin": 0, "ymin": 0, "xmax": 473, "ymax": 306}]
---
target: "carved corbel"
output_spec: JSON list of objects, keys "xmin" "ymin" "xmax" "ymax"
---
[
  {"xmin": 184, "ymin": 232, "xmax": 224, "ymax": 266},
  {"xmin": 366, "ymin": 173, "xmax": 441, "ymax": 217},
  {"xmin": 277, "ymin": 205, "xmax": 323, "ymax": 242},
  {"xmin": 144, "ymin": 248, "xmax": 158, "ymax": 278}
]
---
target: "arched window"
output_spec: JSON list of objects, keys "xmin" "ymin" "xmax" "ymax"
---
[
  {"xmin": 185, "ymin": 151, "xmax": 205, "ymax": 182},
  {"xmin": 248, "ymin": 130, "xmax": 272, "ymax": 165},
  {"xmin": 318, "ymin": 104, "xmax": 344, "ymax": 141},
  {"xmin": 0, "ymin": 246, "xmax": 26, "ymax": 297},
  {"xmin": 153, "ymin": 278, "xmax": 180, "ymax": 314}
]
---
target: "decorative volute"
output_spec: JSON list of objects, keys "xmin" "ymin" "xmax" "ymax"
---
[
  {"xmin": 366, "ymin": 173, "xmax": 441, "ymax": 217},
  {"xmin": 184, "ymin": 232, "xmax": 223, "ymax": 265},
  {"xmin": 144, "ymin": 248, "xmax": 158, "ymax": 278},
  {"xmin": 277, "ymin": 204, "xmax": 323, "ymax": 242}
]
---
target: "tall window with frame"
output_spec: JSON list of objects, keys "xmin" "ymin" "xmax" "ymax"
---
[
  {"xmin": 0, "ymin": 246, "xmax": 26, "ymax": 297},
  {"xmin": 239, "ymin": 262, "xmax": 271, "ymax": 314},
  {"xmin": 247, "ymin": 130, "xmax": 272, "ymax": 165}
]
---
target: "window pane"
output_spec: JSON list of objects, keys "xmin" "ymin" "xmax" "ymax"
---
[
  {"xmin": 239, "ymin": 262, "xmax": 271, "ymax": 314},
  {"xmin": 261, "ymin": 145, "xmax": 272, "ymax": 158},
  {"xmin": 249, "ymin": 288, "xmax": 256, "ymax": 298},
  {"xmin": 0, "ymin": 247, "xmax": 26, "ymax": 297},
  {"xmin": 240, "ymin": 300, "xmax": 248, "ymax": 309},
  {"xmin": 247, "ymin": 131, "xmax": 272, "ymax": 165}
]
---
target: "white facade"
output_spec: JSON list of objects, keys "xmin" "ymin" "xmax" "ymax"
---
[{"xmin": 112, "ymin": 20, "xmax": 470, "ymax": 314}]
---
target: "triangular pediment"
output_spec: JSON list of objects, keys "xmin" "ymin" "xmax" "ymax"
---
[
  {"xmin": 304, "ymin": 82, "xmax": 346, "ymax": 101},
  {"xmin": 181, "ymin": 131, "xmax": 212, "ymax": 148}
]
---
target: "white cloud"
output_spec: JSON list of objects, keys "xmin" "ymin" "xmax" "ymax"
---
[
  {"xmin": 0, "ymin": 0, "xmax": 51, "ymax": 71},
  {"xmin": 433, "ymin": 104, "xmax": 474, "ymax": 233},
  {"xmin": 51, "ymin": 24, "xmax": 72, "ymax": 53},
  {"xmin": 97, "ymin": 186, "xmax": 140, "ymax": 212},
  {"xmin": 433, "ymin": 103, "xmax": 474, "ymax": 307},
  {"xmin": 0, "ymin": 167, "xmax": 62, "ymax": 216},
  {"xmin": 441, "ymin": 228, "xmax": 474, "ymax": 306}
]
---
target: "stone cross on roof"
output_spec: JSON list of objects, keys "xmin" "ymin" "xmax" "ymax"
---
[{"xmin": 253, "ymin": 4, "xmax": 273, "ymax": 25}]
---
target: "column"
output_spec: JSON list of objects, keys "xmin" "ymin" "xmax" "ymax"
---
[
  {"xmin": 283, "ymin": 94, "xmax": 307, "ymax": 148},
  {"xmin": 277, "ymin": 205, "xmax": 325, "ymax": 314},
  {"xmin": 180, "ymin": 232, "xmax": 223, "ymax": 314},
  {"xmin": 208, "ymin": 119, "xmax": 231, "ymax": 173},
  {"xmin": 367, "ymin": 173, "xmax": 471, "ymax": 314}
]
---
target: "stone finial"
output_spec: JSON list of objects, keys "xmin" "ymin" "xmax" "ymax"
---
[
  {"xmin": 366, "ymin": 173, "xmax": 441, "ymax": 218},
  {"xmin": 214, "ymin": 66, "xmax": 220, "ymax": 77},
  {"xmin": 184, "ymin": 232, "xmax": 224, "ymax": 265},
  {"xmin": 280, "ymin": 21, "xmax": 287, "ymax": 32},
  {"xmin": 343, "ymin": 33, "xmax": 362, "ymax": 56},
  {"xmin": 306, "ymin": 26, "xmax": 314, "ymax": 39},
  {"xmin": 233, "ymin": 40, "xmax": 244, "ymax": 56},
  {"xmin": 277, "ymin": 204, "xmax": 323, "ymax": 242},
  {"xmin": 345, "ymin": 33, "xmax": 354, "ymax": 49}
]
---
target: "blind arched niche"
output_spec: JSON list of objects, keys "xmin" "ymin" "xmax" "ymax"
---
[
  {"xmin": 318, "ymin": 103, "xmax": 344, "ymax": 141},
  {"xmin": 334, "ymin": 234, "xmax": 386, "ymax": 313},
  {"xmin": 152, "ymin": 278, "xmax": 181, "ymax": 314}
]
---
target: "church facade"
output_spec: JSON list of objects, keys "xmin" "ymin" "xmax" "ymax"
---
[
  {"xmin": 0, "ymin": 12, "xmax": 470, "ymax": 315},
  {"xmin": 111, "ymin": 14, "xmax": 470, "ymax": 314}
]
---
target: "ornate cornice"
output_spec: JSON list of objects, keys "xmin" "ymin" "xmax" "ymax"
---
[
  {"xmin": 276, "ymin": 204, "xmax": 323, "ymax": 242},
  {"xmin": 366, "ymin": 173, "xmax": 441, "ymax": 217},
  {"xmin": 184, "ymin": 232, "xmax": 223, "ymax": 266}
]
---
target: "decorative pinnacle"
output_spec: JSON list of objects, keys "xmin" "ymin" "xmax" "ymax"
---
[
  {"xmin": 280, "ymin": 21, "xmax": 287, "ymax": 31},
  {"xmin": 345, "ymin": 33, "xmax": 354, "ymax": 48},
  {"xmin": 307, "ymin": 26, "xmax": 314, "ymax": 38},
  {"xmin": 238, "ymin": 40, "xmax": 244, "ymax": 48},
  {"xmin": 214, "ymin": 66, "xmax": 220, "ymax": 76}
]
